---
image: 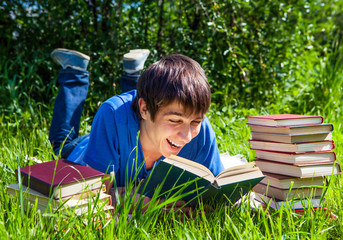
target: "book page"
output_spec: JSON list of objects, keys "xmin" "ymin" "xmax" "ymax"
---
[
  {"xmin": 164, "ymin": 155, "xmax": 214, "ymax": 182},
  {"xmin": 216, "ymin": 167, "xmax": 259, "ymax": 179},
  {"xmin": 220, "ymin": 153, "xmax": 248, "ymax": 169},
  {"xmin": 215, "ymin": 169, "xmax": 263, "ymax": 186},
  {"xmin": 216, "ymin": 162, "xmax": 256, "ymax": 179}
]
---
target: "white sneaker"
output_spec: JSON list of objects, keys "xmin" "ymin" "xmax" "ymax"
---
[
  {"xmin": 51, "ymin": 48, "xmax": 90, "ymax": 71},
  {"xmin": 123, "ymin": 49, "xmax": 150, "ymax": 74}
]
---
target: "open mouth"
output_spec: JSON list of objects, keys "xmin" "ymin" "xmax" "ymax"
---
[{"xmin": 167, "ymin": 138, "xmax": 182, "ymax": 149}]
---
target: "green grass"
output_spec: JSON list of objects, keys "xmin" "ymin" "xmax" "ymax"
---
[
  {"xmin": 1, "ymin": 102, "xmax": 343, "ymax": 239},
  {"xmin": 1, "ymin": 36, "xmax": 343, "ymax": 240}
]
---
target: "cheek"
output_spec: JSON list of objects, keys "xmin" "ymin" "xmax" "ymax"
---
[
  {"xmin": 159, "ymin": 124, "xmax": 176, "ymax": 136},
  {"xmin": 191, "ymin": 125, "xmax": 201, "ymax": 138}
]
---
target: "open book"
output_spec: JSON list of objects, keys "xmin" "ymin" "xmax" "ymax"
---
[{"xmin": 139, "ymin": 155, "xmax": 264, "ymax": 205}]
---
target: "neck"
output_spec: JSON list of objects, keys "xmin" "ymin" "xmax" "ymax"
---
[
  {"xmin": 139, "ymin": 121, "xmax": 162, "ymax": 170},
  {"xmin": 140, "ymin": 142, "xmax": 162, "ymax": 170}
]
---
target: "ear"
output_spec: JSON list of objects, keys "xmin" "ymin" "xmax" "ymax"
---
[{"xmin": 138, "ymin": 98, "xmax": 148, "ymax": 120}]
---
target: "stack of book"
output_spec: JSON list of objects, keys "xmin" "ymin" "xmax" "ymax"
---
[
  {"xmin": 7, "ymin": 159, "xmax": 114, "ymax": 216},
  {"xmin": 247, "ymin": 114, "xmax": 341, "ymax": 210}
]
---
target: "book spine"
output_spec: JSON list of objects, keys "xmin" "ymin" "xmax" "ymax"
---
[
  {"xmin": 256, "ymin": 158, "xmax": 335, "ymax": 166},
  {"xmin": 21, "ymin": 173, "xmax": 54, "ymax": 198},
  {"xmin": 252, "ymin": 148, "xmax": 335, "ymax": 155},
  {"xmin": 60, "ymin": 186, "xmax": 107, "ymax": 201}
]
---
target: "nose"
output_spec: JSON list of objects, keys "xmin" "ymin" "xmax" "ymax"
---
[{"xmin": 179, "ymin": 125, "xmax": 193, "ymax": 143}]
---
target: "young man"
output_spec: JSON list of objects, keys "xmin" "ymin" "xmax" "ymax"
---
[{"xmin": 49, "ymin": 48, "xmax": 224, "ymax": 192}]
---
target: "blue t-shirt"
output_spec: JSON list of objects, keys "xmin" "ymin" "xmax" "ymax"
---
[{"xmin": 68, "ymin": 90, "xmax": 224, "ymax": 186}]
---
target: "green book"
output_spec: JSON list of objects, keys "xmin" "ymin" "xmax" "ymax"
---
[{"xmin": 139, "ymin": 155, "xmax": 265, "ymax": 205}]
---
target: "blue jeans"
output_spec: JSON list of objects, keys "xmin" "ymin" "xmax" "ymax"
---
[
  {"xmin": 49, "ymin": 68, "xmax": 139, "ymax": 158},
  {"xmin": 120, "ymin": 73, "xmax": 140, "ymax": 93}
]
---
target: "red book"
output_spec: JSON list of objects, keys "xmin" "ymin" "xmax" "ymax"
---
[
  {"xmin": 294, "ymin": 207, "xmax": 338, "ymax": 220},
  {"xmin": 247, "ymin": 114, "xmax": 324, "ymax": 127},
  {"xmin": 248, "ymin": 123, "xmax": 333, "ymax": 135},
  {"xmin": 16, "ymin": 159, "xmax": 105, "ymax": 199},
  {"xmin": 250, "ymin": 132, "xmax": 332, "ymax": 143}
]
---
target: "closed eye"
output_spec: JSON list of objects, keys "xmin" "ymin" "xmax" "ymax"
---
[
  {"xmin": 169, "ymin": 119, "xmax": 182, "ymax": 124},
  {"xmin": 191, "ymin": 121, "xmax": 202, "ymax": 126}
]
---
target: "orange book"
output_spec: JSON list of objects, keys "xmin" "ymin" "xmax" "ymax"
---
[
  {"xmin": 255, "ymin": 160, "xmax": 341, "ymax": 178},
  {"xmin": 253, "ymin": 149, "xmax": 336, "ymax": 164},
  {"xmin": 249, "ymin": 140, "xmax": 335, "ymax": 153}
]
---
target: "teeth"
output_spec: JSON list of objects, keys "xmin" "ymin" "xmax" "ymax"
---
[{"xmin": 168, "ymin": 139, "xmax": 182, "ymax": 148}]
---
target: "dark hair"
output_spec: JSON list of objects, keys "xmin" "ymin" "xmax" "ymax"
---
[{"xmin": 132, "ymin": 54, "xmax": 211, "ymax": 121}]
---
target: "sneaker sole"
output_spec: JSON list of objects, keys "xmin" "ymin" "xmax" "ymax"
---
[
  {"xmin": 51, "ymin": 48, "xmax": 90, "ymax": 61},
  {"xmin": 123, "ymin": 52, "xmax": 144, "ymax": 61},
  {"xmin": 129, "ymin": 49, "xmax": 150, "ymax": 55}
]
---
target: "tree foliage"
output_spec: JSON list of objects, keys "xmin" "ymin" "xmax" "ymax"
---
[{"xmin": 1, "ymin": 0, "xmax": 342, "ymax": 117}]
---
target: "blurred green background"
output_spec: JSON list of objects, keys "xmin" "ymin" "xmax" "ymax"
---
[{"xmin": 1, "ymin": 0, "xmax": 342, "ymax": 121}]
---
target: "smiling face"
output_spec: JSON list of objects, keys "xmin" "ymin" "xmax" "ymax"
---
[{"xmin": 139, "ymin": 98, "xmax": 204, "ymax": 164}]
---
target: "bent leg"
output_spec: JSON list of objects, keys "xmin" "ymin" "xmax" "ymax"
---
[
  {"xmin": 120, "ymin": 49, "xmax": 150, "ymax": 92},
  {"xmin": 120, "ymin": 73, "xmax": 140, "ymax": 93},
  {"xmin": 49, "ymin": 68, "xmax": 89, "ymax": 157}
]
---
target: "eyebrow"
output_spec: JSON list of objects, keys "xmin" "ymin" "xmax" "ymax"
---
[
  {"xmin": 163, "ymin": 111, "xmax": 204, "ymax": 120},
  {"xmin": 163, "ymin": 111, "xmax": 183, "ymax": 117}
]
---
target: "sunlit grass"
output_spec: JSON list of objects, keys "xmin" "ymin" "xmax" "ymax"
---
[
  {"xmin": 1, "ymin": 99, "xmax": 343, "ymax": 238},
  {"xmin": 1, "ymin": 36, "xmax": 343, "ymax": 239}
]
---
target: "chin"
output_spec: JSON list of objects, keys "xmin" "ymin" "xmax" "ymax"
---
[
  {"xmin": 162, "ymin": 152, "xmax": 172, "ymax": 158},
  {"xmin": 162, "ymin": 150, "xmax": 179, "ymax": 158}
]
